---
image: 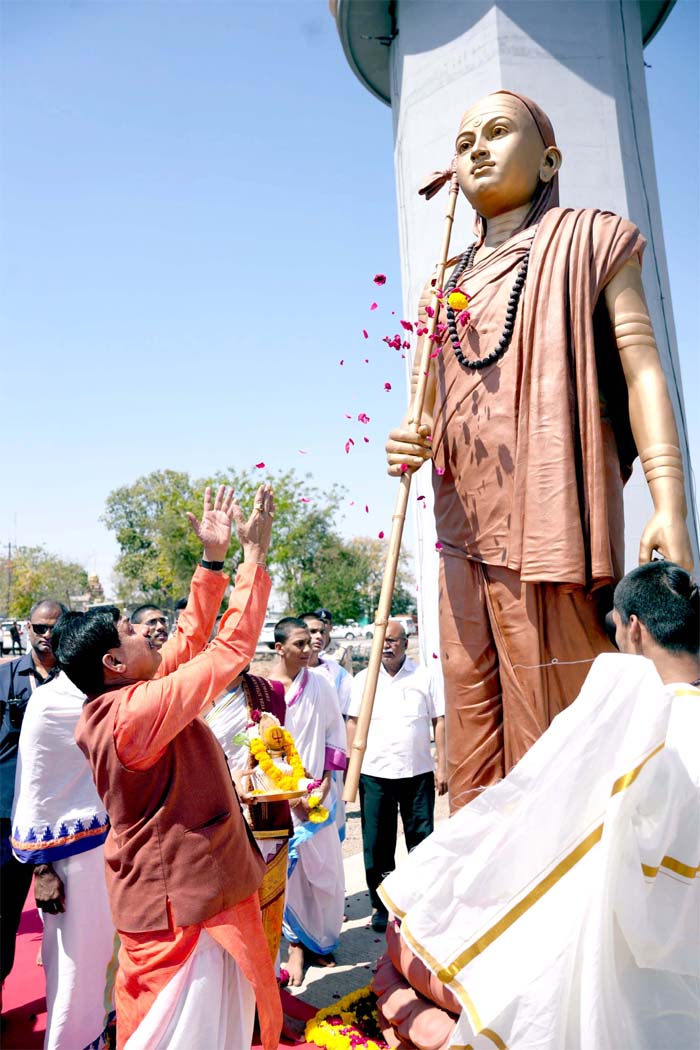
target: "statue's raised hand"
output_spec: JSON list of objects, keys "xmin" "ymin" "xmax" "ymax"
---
[
  {"xmin": 186, "ymin": 484, "xmax": 235, "ymax": 564},
  {"xmin": 232, "ymin": 484, "xmax": 275, "ymax": 567}
]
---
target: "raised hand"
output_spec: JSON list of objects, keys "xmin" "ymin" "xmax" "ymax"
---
[
  {"xmin": 232, "ymin": 484, "xmax": 275, "ymax": 567},
  {"xmin": 186, "ymin": 485, "xmax": 235, "ymax": 563}
]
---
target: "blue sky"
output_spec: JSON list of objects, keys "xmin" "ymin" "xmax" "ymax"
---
[{"xmin": 1, "ymin": 1, "xmax": 697, "ymax": 591}]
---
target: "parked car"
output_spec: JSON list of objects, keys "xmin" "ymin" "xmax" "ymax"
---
[
  {"xmin": 363, "ymin": 616, "xmax": 418, "ymax": 639},
  {"xmin": 330, "ymin": 621, "xmax": 366, "ymax": 641},
  {"xmin": 256, "ymin": 620, "xmax": 278, "ymax": 650}
]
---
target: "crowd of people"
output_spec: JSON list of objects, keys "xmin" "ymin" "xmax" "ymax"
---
[{"xmin": 0, "ymin": 484, "xmax": 449, "ymax": 1049}]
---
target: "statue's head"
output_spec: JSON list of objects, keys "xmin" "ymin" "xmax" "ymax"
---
[{"xmin": 455, "ymin": 91, "xmax": 562, "ymax": 229}]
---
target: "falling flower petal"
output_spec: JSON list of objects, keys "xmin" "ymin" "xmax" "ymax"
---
[
  {"xmin": 344, "ymin": 413, "xmax": 352, "ymax": 419},
  {"xmin": 373, "ymin": 274, "xmax": 386, "ymax": 285},
  {"xmin": 378, "ymin": 531, "xmax": 385, "ymax": 539},
  {"xmin": 425, "ymin": 305, "xmax": 435, "ymax": 318},
  {"xmin": 400, "ymin": 320, "xmax": 414, "ymax": 333},
  {"xmin": 349, "ymin": 501, "xmax": 355, "ymax": 506},
  {"xmin": 370, "ymin": 302, "xmax": 378, "ymax": 311},
  {"xmin": 436, "ymin": 466, "xmax": 445, "ymax": 475},
  {"xmin": 402, "ymin": 340, "xmax": 411, "ymax": 350},
  {"xmin": 298, "ymin": 449, "xmax": 308, "ymax": 454},
  {"xmin": 339, "ymin": 359, "xmax": 344, "ymax": 366},
  {"xmin": 384, "ymin": 382, "xmax": 392, "ymax": 391},
  {"xmin": 457, "ymin": 309, "xmax": 471, "ymax": 326},
  {"xmin": 364, "ymin": 358, "xmax": 369, "ymax": 363},
  {"xmin": 435, "ymin": 542, "xmax": 443, "ymax": 551},
  {"xmin": 362, "ymin": 437, "xmax": 370, "ymax": 445},
  {"xmin": 432, "ymin": 652, "xmax": 439, "ymax": 659},
  {"xmin": 344, "ymin": 438, "xmax": 355, "ymax": 454},
  {"xmin": 417, "ymin": 495, "xmax": 426, "ymax": 502},
  {"xmin": 365, "ymin": 505, "xmax": 369, "ymax": 513},
  {"xmin": 362, "ymin": 329, "xmax": 368, "ymax": 339},
  {"xmin": 300, "ymin": 497, "xmax": 311, "ymax": 503},
  {"xmin": 255, "ymin": 462, "xmax": 265, "ymax": 469},
  {"xmin": 357, "ymin": 412, "xmax": 370, "ymax": 424},
  {"xmin": 416, "ymin": 326, "xmax": 429, "ymax": 337},
  {"xmin": 400, "ymin": 463, "xmax": 408, "ymax": 473}
]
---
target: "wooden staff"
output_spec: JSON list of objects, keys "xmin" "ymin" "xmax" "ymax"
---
[{"xmin": 343, "ymin": 168, "xmax": 460, "ymax": 802}]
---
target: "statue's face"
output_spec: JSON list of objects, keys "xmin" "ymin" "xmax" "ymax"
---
[{"xmin": 455, "ymin": 95, "xmax": 554, "ymax": 219}]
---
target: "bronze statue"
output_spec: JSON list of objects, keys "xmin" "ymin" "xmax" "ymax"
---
[{"xmin": 386, "ymin": 91, "xmax": 692, "ymax": 812}]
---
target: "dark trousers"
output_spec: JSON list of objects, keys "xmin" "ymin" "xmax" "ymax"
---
[
  {"xmin": 0, "ymin": 818, "xmax": 33, "ymax": 982},
  {"xmin": 359, "ymin": 771, "xmax": 435, "ymax": 912}
]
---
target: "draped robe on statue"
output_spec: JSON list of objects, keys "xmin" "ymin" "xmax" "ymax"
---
[{"xmin": 428, "ymin": 206, "xmax": 644, "ymax": 808}]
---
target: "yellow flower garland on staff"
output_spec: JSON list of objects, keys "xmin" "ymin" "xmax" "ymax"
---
[
  {"xmin": 250, "ymin": 730, "xmax": 306, "ymax": 793},
  {"xmin": 304, "ymin": 985, "xmax": 387, "ymax": 1050}
]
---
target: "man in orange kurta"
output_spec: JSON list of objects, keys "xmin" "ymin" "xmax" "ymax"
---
[{"xmin": 59, "ymin": 485, "xmax": 281, "ymax": 1049}]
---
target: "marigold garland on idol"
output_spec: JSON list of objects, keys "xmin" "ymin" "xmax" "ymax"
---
[{"xmin": 246, "ymin": 714, "xmax": 330, "ymax": 822}]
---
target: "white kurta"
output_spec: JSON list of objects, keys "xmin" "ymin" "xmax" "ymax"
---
[
  {"xmin": 11, "ymin": 672, "xmax": 116, "ymax": 1050},
  {"xmin": 379, "ymin": 655, "xmax": 700, "ymax": 1050},
  {"xmin": 282, "ymin": 669, "xmax": 346, "ymax": 955}
]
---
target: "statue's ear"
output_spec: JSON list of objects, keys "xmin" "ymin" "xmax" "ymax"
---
[{"xmin": 539, "ymin": 146, "xmax": 562, "ymax": 184}]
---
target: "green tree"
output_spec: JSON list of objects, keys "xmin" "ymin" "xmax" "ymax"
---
[
  {"xmin": 347, "ymin": 537, "xmax": 416, "ymax": 621},
  {"xmin": 0, "ymin": 546, "xmax": 89, "ymax": 617},
  {"xmin": 102, "ymin": 468, "xmax": 346, "ymax": 609}
]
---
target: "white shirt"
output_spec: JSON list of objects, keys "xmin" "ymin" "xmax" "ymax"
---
[{"xmin": 348, "ymin": 657, "xmax": 443, "ymax": 778}]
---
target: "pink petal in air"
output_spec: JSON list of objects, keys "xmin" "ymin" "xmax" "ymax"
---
[
  {"xmin": 384, "ymin": 382, "xmax": 392, "ymax": 391},
  {"xmin": 344, "ymin": 413, "xmax": 352, "ymax": 419},
  {"xmin": 370, "ymin": 302, "xmax": 378, "ymax": 311},
  {"xmin": 298, "ymin": 450, "xmax": 308, "ymax": 454},
  {"xmin": 373, "ymin": 274, "xmax": 386, "ymax": 285},
  {"xmin": 300, "ymin": 497, "xmax": 311, "ymax": 503},
  {"xmin": 357, "ymin": 413, "xmax": 370, "ymax": 424},
  {"xmin": 400, "ymin": 320, "xmax": 414, "ymax": 333},
  {"xmin": 435, "ymin": 542, "xmax": 443, "ymax": 551},
  {"xmin": 345, "ymin": 438, "xmax": 355, "ymax": 454},
  {"xmin": 417, "ymin": 495, "xmax": 426, "ymax": 502},
  {"xmin": 365, "ymin": 505, "xmax": 369, "ymax": 513},
  {"xmin": 378, "ymin": 531, "xmax": 385, "ymax": 539},
  {"xmin": 364, "ymin": 358, "xmax": 369, "ymax": 364},
  {"xmin": 432, "ymin": 652, "xmax": 439, "ymax": 659},
  {"xmin": 255, "ymin": 462, "xmax": 265, "ymax": 469},
  {"xmin": 363, "ymin": 437, "xmax": 370, "ymax": 444},
  {"xmin": 425, "ymin": 305, "xmax": 435, "ymax": 318},
  {"xmin": 339, "ymin": 359, "xmax": 344, "ymax": 366},
  {"xmin": 400, "ymin": 463, "xmax": 408, "ymax": 473},
  {"xmin": 362, "ymin": 329, "xmax": 368, "ymax": 339}
]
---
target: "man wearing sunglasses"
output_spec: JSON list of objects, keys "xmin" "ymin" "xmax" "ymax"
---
[{"xmin": 0, "ymin": 599, "xmax": 64, "ymax": 994}]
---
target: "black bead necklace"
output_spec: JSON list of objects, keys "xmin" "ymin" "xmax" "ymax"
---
[{"xmin": 444, "ymin": 244, "xmax": 531, "ymax": 372}]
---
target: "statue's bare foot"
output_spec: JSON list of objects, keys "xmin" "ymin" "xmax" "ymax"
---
[
  {"xmin": 286, "ymin": 943, "xmax": 305, "ymax": 987},
  {"xmin": 306, "ymin": 949, "xmax": 336, "ymax": 968}
]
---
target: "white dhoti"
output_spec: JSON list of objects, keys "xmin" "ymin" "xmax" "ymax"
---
[
  {"xmin": 42, "ymin": 846, "xmax": 117, "ymax": 1050},
  {"xmin": 380, "ymin": 655, "xmax": 700, "ymax": 1050},
  {"xmin": 122, "ymin": 929, "xmax": 256, "ymax": 1050},
  {"xmin": 283, "ymin": 811, "xmax": 345, "ymax": 955},
  {"xmin": 282, "ymin": 668, "xmax": 347, "ymax": 956}
]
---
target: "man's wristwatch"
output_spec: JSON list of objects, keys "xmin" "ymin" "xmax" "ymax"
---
[{"xmin": 200, "ymin": 559, "xmax": 225, "ymax": 572}]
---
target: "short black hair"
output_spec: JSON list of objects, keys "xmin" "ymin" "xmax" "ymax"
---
[
  {"xmin": 274, "ymin": 616, "xmax": 309, "ymax": 645},
  {"xmin": 300, "ymin": 612, "xmax": 325, "ymax": 624},
  {"xmin": 130, "ymin": 604, "xmax": 164, "ymax": 624},
  {"xmin": 613, "ymin": 561, "xmax": 699, "ymax": 655},
  {"xmin": 55, "ymin": 607, "xmax": 122, "ymax": 697},
  {"xmin": 29, "ymin": 599, "xmax": 67, "ymax": 620},
  {"xmin": 174, "ymin": 598, "xmax": 188, "ymax": 611}
]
